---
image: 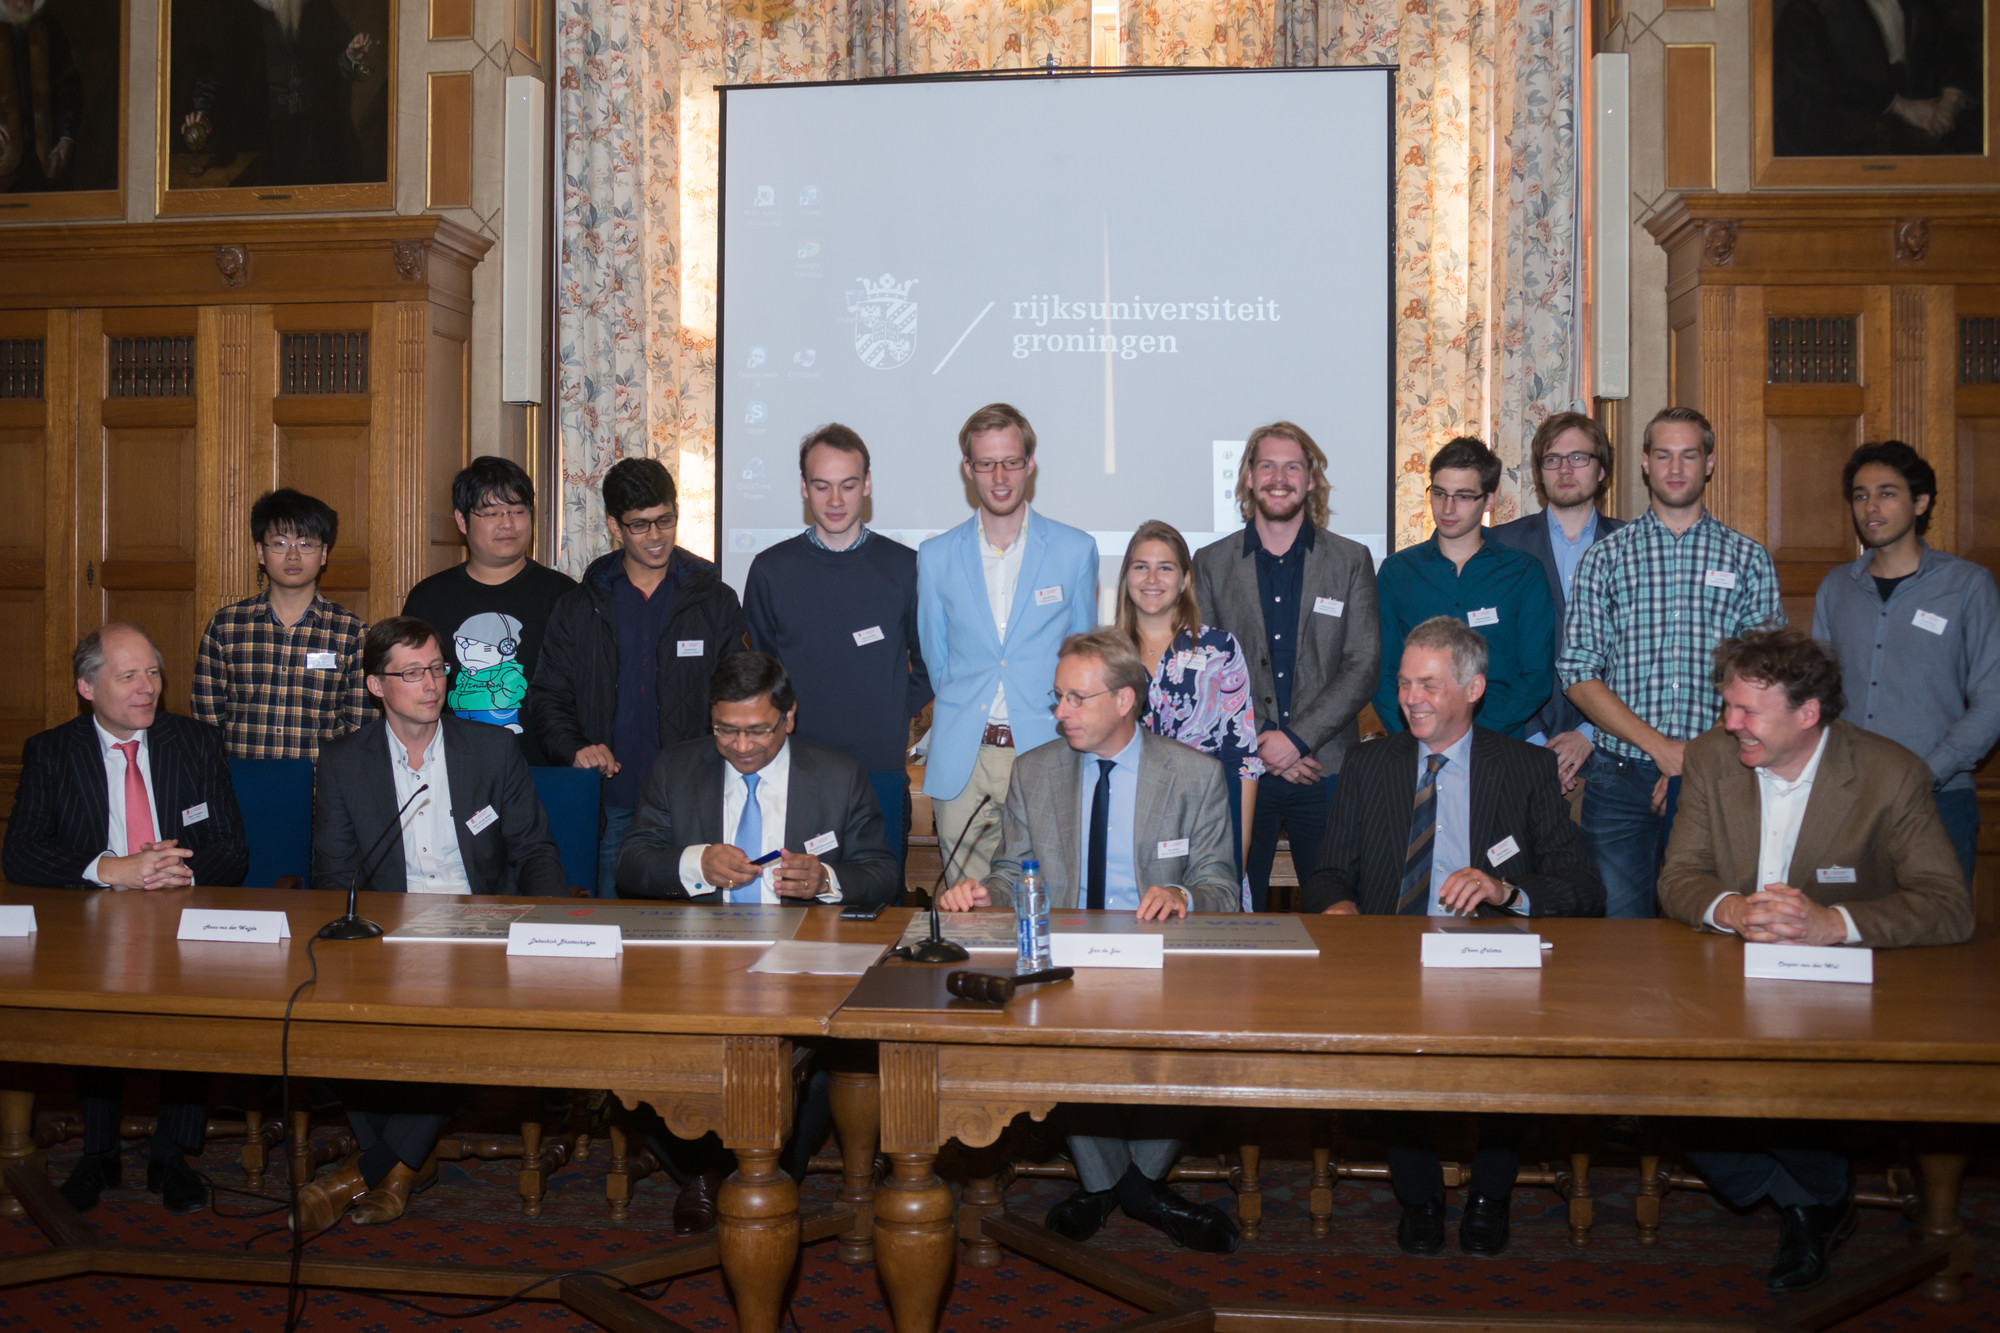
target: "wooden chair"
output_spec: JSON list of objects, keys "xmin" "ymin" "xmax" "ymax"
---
[
  {"xmin": 37, "ymin": 1108, "xmax": 289, "ymax": 1189},
  {"xmin": 1633, "ymin": 1154, "xmax": 1920, "ymax": 1244}
]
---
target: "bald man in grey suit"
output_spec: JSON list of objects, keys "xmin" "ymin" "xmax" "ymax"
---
[{"xmin": 941, "ymin": 629, "xmax": 1240, "ymax": 1253}]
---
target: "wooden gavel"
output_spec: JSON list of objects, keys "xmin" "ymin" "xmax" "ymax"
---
[{"xmin": 945, "ymin": 967, "xmax": 1074, "ymax": 1004}]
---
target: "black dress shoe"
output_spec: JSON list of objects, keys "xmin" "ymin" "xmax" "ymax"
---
[
  {"xmin": 58, "ymin": 1152, "xmax": 121, "ymax": 1215},
  {"xmin": 1397, "ymin": 1194, "xmax": 1446, "ymax": 1256},
  {"xmin": 147, "ymin": 1155, "xmax": 208, "ymax": 1215},
  {"xmin": 1121, "ymin": 1177, "xmax": 1239, "ymax": 1254},
  {"xmin": 1045, "ymin": 1187, "xmax": 1120, "ymax": 1242},
  {"xmin": 673, "ymin": 1168, "xmax": 728, "ymax": 1236},
  {"xmin": 1459, "ymin": 1191, "xmax": 1511, "ymax": 1256},
  {"xmin": 1766, "ymin": 1196, "xmax": 1858, "ymax": 1294}
]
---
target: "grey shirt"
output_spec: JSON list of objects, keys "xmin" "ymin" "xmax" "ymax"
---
[{"xmin": 1810, "ymin": 544, "xmax": 2000, "ymax": 792}]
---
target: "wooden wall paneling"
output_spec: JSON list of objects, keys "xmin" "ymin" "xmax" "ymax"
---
[
  {"xmin": 73, "ymin": 310, "xmax": 106, "ymax": 654},
  {"xmin": 1922, "ymin": 286, "xmax": 1960, "ymax": 553},
  {"xmin": 44, "ymin": 309, "xmax": 77, "ymax": 731},
  {"xmin": 276, "ymin": 406, "xmax": 373, "ymax": 627},
  {"xmin": 241, "ymin": 304, "xmax": 280, "ymax": 604},
  {"xmin": 430, "ymin": 0, "xmax": 474, "ymax": 39},
  {"xmin": 370, "ymin": 302, "xmax": 428, "ymax": 615},
  {"xmin": 0, "ymin": 309, "xmax": 53, "ymax": 827},
  {"xmin": 427, "ymin": 305, "xmax": 471, "ymax": 577},
  {"xmin": 1663, "ymin": 45, "xmax": 1715, "ymax": 192},
  {"xmin": 197, "ymin": 304, "xmax": 255, "ymax": 629},
  {"xmin": 1960, "ymin": 383, "xmax": 2000, "ymax": 576},
  {"xmin": 427, "ymin": 73, "xmax": 475, "ymax": 212}
]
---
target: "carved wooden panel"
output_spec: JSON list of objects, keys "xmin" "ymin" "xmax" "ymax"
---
[
  {"xmin": 105, "ymin": 591, "xmax": 197, "ymax": 713},
  {"xmin": 878, "ymin": 1043, "xmax": 941, "ymax": 1155},
  {"xmin": 280, "ymin": 334, "xmax": 369, "ymax": 396},
  {"xmin": 1663, "ymin": 45, "xmax": 1714, "ymax": 192},
  {"xmin": 0, "ymin": 435, "xmax": 44, "ymax": 565},
  {"xmin": 722, "ymin": 1035, "xmax": 794, "ymax": 1151},
  {"xmin": 278, "ymin": 422, "xmax": 373, "ymax": 623},
  {"xmin": 1959, "ymin": 415, "xmax": 2000, "ymax": 575},
  {"xmin": 1767, "ymin": 413, "xmax": 1864, "ymax": 623},
  {"xmin": 1767, "ymin": 318, "xmax": 1858, "ymax": 385},
  {"xmin": 0, "ymin": 342, "xmax": 43, "ymax": 399},
  {"xmin": 1967, "ymin": 319, "xmax": 2000, "ymax": 385},
  {"xmin": 108, "ymin": 337, "xmax": 194, "ymax": 398},
  {"xmin": 0, "ymin": 591, "xmax": 48, "ymax": 825}
]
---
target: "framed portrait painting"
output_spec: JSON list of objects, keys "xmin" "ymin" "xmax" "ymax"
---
[
  {"xmin": 0, "ymin": 0, "xmax": 125, "ymax": 221},
  {"xmin": 157, "ymin": 0, "xmax": 395, "ymax": 216},
  {"xmin": 1755, "ymin": 0, "xmax": 1999, "ymax": 185}
]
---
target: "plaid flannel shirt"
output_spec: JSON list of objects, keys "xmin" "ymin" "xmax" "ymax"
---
[
  {"xmin": 191, "ymin": 590, "xmax": 370, "ymax": 761},
  {"xmin": 1556, "ymin": 508, "xmax": 1784, "ymax": 762}
]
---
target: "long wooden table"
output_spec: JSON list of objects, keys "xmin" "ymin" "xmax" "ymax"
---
[
  {"xmin": 0, "ymin": 884, "xmax": 899, "ymax": 1333},
  {"xmin": 834, "ymin": 914, "xmax": 2000, "ymax": 1333}
]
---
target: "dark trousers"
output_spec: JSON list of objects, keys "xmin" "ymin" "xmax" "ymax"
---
[
  {"xmin": 868, "ymin": 769, "xmax": 912, "ymax": 884},
  {"xmin": 1246, "ymin": 771, "xmax": 1337, "ymax": 913},
  {"xmin": 1386, "ymin": 1113, "xmax": 1522, "ymax": 1207},
  {"xmin": 1686, "ymin": 1148, "xmax": 1849, "ymax": 1209},
  {"xmin": 339, "ymin": 1080, "xmax": 455, "ymax": 1189},
  {"xmin": 1934, "ymin": 787, "xmax": 1980, "ymax": 892},
  {"xmin": 76, "ymin": 1068, "xmax": 208, "ymax": 1162}
]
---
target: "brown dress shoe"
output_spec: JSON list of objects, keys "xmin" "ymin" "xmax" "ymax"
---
[
  {"xmin": 674, "ymin": 1168, "xmax": 728, "ymax": 1236},
  {"xmin": 349, "ymin": 1160, "xmax": 422, "ymax": 1226},
  {"xmin": 292, "ymin": 1155, "xmax": 368, "ymax": 1232}
]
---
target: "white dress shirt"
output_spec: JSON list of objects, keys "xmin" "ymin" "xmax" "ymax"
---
[
  {"xmin": 678, "ymin": 742, "xmax": 842, "ymax": 901},
  {"xmin": 1704, "ymin": 729, "xmax": 1860, "ymax": 942},
  {"xmin": 84, "ymin": 719, "xmax": 161, "ymax": 886},
  {"xmin": 979, "ymin": 509, "xmax": 1028, "ymax": 726},
  {"xmin": 390, "ymin": 724, "xmax": 472, "ymax": 895}
]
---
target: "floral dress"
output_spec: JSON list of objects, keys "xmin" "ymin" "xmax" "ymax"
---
[{"xmin": 1142, "ymin": 625, "xmax": 1264, "ymax": 907}]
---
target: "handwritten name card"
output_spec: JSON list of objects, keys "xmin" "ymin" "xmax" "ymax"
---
[
  {"xmin": 506, "ymin": 921, "xmax": 623, "ymax": 958},
  {"xmin": 1049, "ymin": 932, "xmax": 1164, "ymax": 969},
  {"xmin": 1743, "ymin": 942, "xmax": 1873, "ymax": 984},
  {"xmin": 177, "ymin": 909, "xmax": 291, "ymax": 943},
  {"xmin": 1420, "ymin": 931, "xmax": 1543, "ymax": 969}
]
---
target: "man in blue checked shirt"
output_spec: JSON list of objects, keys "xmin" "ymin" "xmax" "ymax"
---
[{"xmin": 1557, "ymin": 407, "xmax": 1784, "ymax": 918}]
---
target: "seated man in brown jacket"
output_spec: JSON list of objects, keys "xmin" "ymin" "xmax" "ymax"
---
[{"xmin": 1659, "ymin": 626, "xmax": 1971, "ymax": 1296}]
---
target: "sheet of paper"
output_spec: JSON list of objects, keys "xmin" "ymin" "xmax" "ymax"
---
[
  {"xmin": 1420, "ymin": 930, "xmax": 1542, "ymax": 969},
  {"xmin": 506, "ymin": 921, "xmax": 623, "ymax": 957},
  {"xmin": 1050, "ymin": 932, "xmax": 1164, "ymax": 969},
  {"xmin": 178, "ymin": 908, "xmax": 291, "ymax": 943},
  {"xmin": 0, "ymin": 905, "xmax": 36, "ymax": 937},
  {"xmin": 1743, "ymin": 942, "xmax": 1873, "ymax": 984},
  {"xmin": 747, "ymin": 941, "xmax": 887, "ymax": 975}
]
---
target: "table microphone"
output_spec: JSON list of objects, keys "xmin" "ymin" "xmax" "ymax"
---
[
  {"xmin": 318, "ymin": 783, "xmax": 428, "ymax": 941},
  {"xmin": 903, "ymin": 793, "xmax": 989, "ymax": 964}
]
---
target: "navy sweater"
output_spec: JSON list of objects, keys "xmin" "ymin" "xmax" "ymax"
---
[{"xmin": 743, "ymin": 532, "xmax": 933, "ymax": 772}]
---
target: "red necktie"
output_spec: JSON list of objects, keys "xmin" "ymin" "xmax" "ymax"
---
[{"xmin": 115, "ymin": 740, "xmax": 155, "ymax": 853}]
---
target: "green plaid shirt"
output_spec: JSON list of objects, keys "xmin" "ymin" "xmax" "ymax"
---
[
  {"xmin": 1556, "ymin": 509, "xmax": 1784, "ymax": 762},
  {"xmin": 191, "ymin": 590, "xmax": 370, "ymax": 760}
]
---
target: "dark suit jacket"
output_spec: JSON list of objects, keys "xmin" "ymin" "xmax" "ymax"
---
[
  {"xmin": 1488, "ymin": 508, "xmax": 1624, "ymax": 740},
  {"xmin": 1300, "ymin": 727, "xmax": 1604, "ymax": 917},
  {"xmin": 2, "ymin": 712, "xmax": 248, "ymax": 888},
  {"xmin": 615, "ymin": 736, "xmax": 901, "ymax": 905},
  {"xmin": 311, "ymin": 715, "xmax": 565, "ymax": 896},
  {"xmin": 1658, "ymin": 721, "xmax": 1972, "ymax": 949}
]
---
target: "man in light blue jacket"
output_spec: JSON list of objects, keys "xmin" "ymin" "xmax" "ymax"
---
[{"xmin": 918, "ymin": 403, "xmax": 1099, "ymax": 886}]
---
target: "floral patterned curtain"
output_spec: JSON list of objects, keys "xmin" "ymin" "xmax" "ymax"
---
[{"xmin": 555, "ymin": 0, "xmax": 1577, "ymax": 570}]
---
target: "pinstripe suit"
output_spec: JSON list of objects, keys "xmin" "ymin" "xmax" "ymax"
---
[
  {"xmin": 3, "ymin": 712, "xmax": 248, "ymax": 889},
  {"xmin": 1300, "ymin": 727, "xmax": 1603, "ymax": 917}
]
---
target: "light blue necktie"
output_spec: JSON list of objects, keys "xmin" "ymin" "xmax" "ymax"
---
[{"xmin": 729, "ymin": 772, "xmax": 763, "ymax": 902}]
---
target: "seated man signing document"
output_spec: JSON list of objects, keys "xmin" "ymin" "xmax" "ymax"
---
[
  {"xmin": 1658, "ymin": 626, "xmax": 1971, "ymax": 1296},
  {"xmin": 940, "ymin": 628, "xmax": 1240, "ymax": 1254}
]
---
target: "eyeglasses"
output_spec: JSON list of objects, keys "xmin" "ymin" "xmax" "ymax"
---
[
  {"xmin": 714, "ymin": 723, "xmax": 784, "ymax": 741},
  {"xmin": 1540, "ymin": 451, "xmax": 1601, "ymax": 471},
  {"xmin": 380, "ymin": 664, "xmax": 450, "ymax": 684},
  {"xmin": 470, "ymin": 505, "xmax": 530, "ymax": 521},
  {"xmin": 967, "ymin": 457, "xmax": 1029, "ymax": 474},
  {"xmin": 1426, "ymin": 487, "xmax": 1487, "ymax": 506},
  {"xmin": 261, "ymin": 538, "xmax": 325, "ymax": 556},
  {"xmin": 1048, "ymin": 688, "xmax": 1112, "ymax": 711},
  {"xmin": 620, "ymin": 513, "xmax": 678, "ymax": 536}
]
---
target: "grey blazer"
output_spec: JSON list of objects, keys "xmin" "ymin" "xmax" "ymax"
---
[
  {"xmin": 979, "ymin": 730, "xmax": 1240, "ymax": 913},
  {"xmin": 1192, "ymin": 526, "xmax": 1381, "ymax": 773}
]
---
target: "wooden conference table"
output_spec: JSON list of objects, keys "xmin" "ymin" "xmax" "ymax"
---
[
  {"xmin": 0, "ymin": 884, "xmax": 903, "ymax": 1333},
  {"xmin": 836, "ymin": 913, "xmax": 2000, "ymax": 1333}
]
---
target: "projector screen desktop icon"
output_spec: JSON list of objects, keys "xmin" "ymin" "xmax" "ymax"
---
[
  {"xmin": 799, "ymin": 185, "xmax": 821, "ymax": 206},
  {"xmin": 793, "ymin": 349, "xmax": 815, "ymax": 368},
  {"xmin": 847, "ymin": 274, "xmax": 918, "ymax": 370},
  {"xmin": 754, "ymin": 185, "xmax": 775, "ymax": 206},
  {"xmin": 745, "ymin": 346, "xmax": 768, "ymax": 370},
  {"xmin": 744, "ymin": 403, "xmax": 768, "ymax": 426}
]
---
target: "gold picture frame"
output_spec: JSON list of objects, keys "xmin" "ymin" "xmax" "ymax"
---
[
  {"xmin": 156, "ymin": 0, "xmax": 397, "ymax": 217},
  {"xmin": 1754, "ymin": 0, "xmax": 1999, "ymax": 186},
  {"xmin": 513, "ymin": 0, "xmax": 542, "ymax": 65},
  {"xmin": 0, "ymin": 0, "xmax": 127, "ymax": 223}
]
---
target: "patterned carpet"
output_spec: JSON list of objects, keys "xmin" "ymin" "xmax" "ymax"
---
[{"xmin": 0, "ymin": 1114, "xmax": 1993, "ymax": 1332}]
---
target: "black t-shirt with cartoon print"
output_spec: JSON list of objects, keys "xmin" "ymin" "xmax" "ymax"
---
[{"xmin": 401, "ymin": 559, "xmax": 577, "ymax": 762}]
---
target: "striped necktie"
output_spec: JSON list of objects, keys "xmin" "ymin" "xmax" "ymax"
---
[{"xmin": 1397, "ymin": 753, "xmax": 1447, "ymax": 915}]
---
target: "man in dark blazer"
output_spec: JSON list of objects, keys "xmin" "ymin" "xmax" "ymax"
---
[
  {"xmin": 299, "ymin": 616, "xmax": 564, "ymax": 1234},
  {"xmin": 1303, "ymin": 618, "xmax": 1603, "ymax": 1257},
  {"xmin": 1659, "ymin": 628, "xmax": 1970, "ymax": 1296},
  {"xmin": 1488, "ymin": 411, "xmax": 1625, "ymax": 797},
  {"xmin": 3, "ymin": 623, "xmax": 248, "ymax": 1217}
]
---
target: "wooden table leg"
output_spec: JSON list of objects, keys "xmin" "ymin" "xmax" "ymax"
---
[
  {"xmin": 606, "ymin": 1120, "xmax": 633, "ymax": 1222},
  {"xmin": 1309, "ymin": 1145, "xmax": 1334, "ymax": 1239},
  {"xmin": 0, "ymin": 1090, "xmax": 38, "ymax": 1220},
  {"xmin": 1636, "ymin": 1153, "xmax": 1663, "ymax": 1246},
  {"xmin": 1236, "ymin": 1142, "xmax": 1263, "ymax": 1243},
  {"xmin": 829, "ymin": 1068, "xmax": 880, "ymax": 1266},
  {"xmin": 1917, "ymin": 1152, "xmax": 1972, "ymax": 1304},
  {"xmin": 719, "ymin": 1146, "xmax": 800, "ymax": 1333},
  {"xmin": 876, "ymin": 1151, "xmax": 956, "ymax": 1333},
  {"xmin": 1566, "ymin": 1150, "xmax": 1593, "ymax": 1248}
]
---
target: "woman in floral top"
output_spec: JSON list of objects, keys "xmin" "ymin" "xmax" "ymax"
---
[{"xmin": 1116, "ymin": 520, "xmax": 1264, "ymax": 904}]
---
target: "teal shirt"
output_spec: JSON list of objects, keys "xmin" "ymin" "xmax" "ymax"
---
[{"xmin": 1374, "ymin": 536, "xmax": 1556, "ymax": 740}]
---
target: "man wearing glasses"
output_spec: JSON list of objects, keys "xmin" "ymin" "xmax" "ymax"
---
[
  {"xmin": 917, "ymin": 403, "xmax": 1098, "ymax": 887},
  {"xmin": 401, "ymin": 457, "xmax": 576, "ymax": 760},
  {"xmin": 531, "ymin": 457, "xmax": 749, "ymax": 896},
  {"xmin": 1490, "ymin": 412, "xmax": 1626, "ymax": 798},
  {"xmin": 193, "ymin": 487, "xmax": 369, "ymax": 760},
  {"xmin": 1372, "ymin": 437, "xmax": 1555, "ymax": 742},
  {"xmin": 305, "ymin": 616, "xmax": 563, "ymax": 1231}
]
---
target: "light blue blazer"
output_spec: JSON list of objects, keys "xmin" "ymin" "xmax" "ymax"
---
[{"xmin": 917, "ymin": 508, "xmax": 1099, "ymax": 802}]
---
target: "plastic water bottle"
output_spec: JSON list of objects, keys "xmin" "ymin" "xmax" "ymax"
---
[{"xmin": 1015, "ymin": 858, "xmax": 1051, "ymax": 974}]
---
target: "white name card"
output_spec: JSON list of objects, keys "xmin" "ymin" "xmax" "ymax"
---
[
  {"xmin": 178, "ymin": 908, "xmax": 291, "ymax": 943},
  {"xmin": 1050, "ymin": 932, "xmax": 1164, "ymax": 969},
  {"xmin": 1743, "ymin": 942, "xmax": 1873, "ymax": 984},
  {"xmin": 1421, "ymin": 931, "xmax": 1543, "ymax": 969},
  {"xmin": 507, "ymin": 921, "xmax": 623, "ymax": 958},
  {"xmin": 0, "ymin": 906, "xmax": 37, "ymax": 936}
]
